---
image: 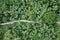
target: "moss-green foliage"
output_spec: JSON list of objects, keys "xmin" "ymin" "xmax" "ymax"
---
[
  {"xmin": 43, "ymin": 11, "xmax": 56, "ymax": 25},
  {"xmin": 0, "ymin": 0, "xmax": 60, "ymax": 40},
  {"xmin": 0, "ymin": 23, "xmax": 58, "ymax": 40}
]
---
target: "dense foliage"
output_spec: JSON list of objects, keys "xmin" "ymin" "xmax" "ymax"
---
[{"xmin": 0, "ymin": 0, "xmax": 60, "ymax": 40}]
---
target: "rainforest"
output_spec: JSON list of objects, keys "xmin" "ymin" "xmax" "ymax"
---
[{"xmin": 0, "ymin": 0, "xmax": 60, "ymax": 40}]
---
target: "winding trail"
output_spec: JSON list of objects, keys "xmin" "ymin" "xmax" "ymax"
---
[{"xmin": 0, "ymin": 20, "xmax": 60, "ymax": 25}]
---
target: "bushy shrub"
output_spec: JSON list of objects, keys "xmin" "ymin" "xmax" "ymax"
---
[{"xmin": 42, "ymin": 11, "xmax": 56, "ymax": 25}]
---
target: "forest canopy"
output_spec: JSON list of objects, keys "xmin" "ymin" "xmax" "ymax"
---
[{"xmin": 0, "ymin": 0, "xmax": 60, "ymax": 40}]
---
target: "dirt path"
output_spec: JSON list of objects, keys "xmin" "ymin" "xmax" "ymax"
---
[{"xmin": 57, "ymin": 21, "xmax": 60, "ymax": 24}]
